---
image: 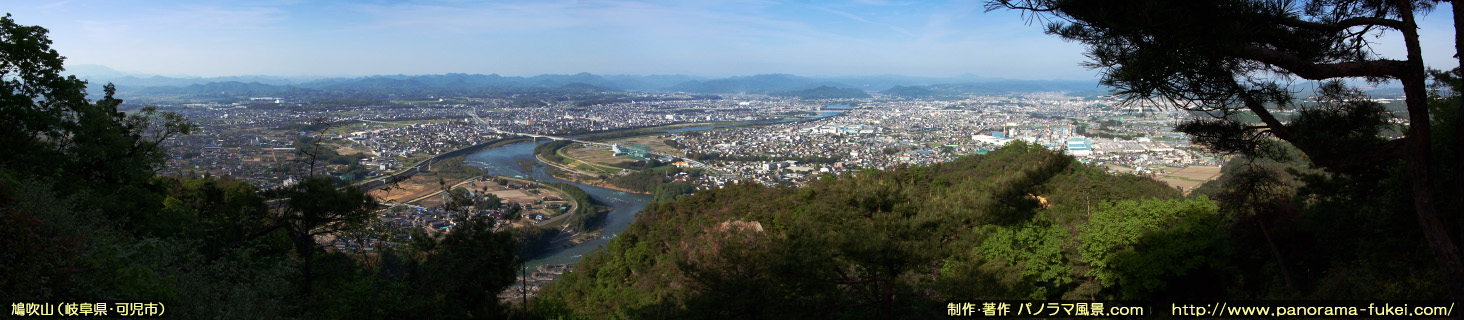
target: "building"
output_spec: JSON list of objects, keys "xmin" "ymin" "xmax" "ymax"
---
[{"xmin": 1065, "ymin": 137, "xmax": 1093, "ymax": 157}]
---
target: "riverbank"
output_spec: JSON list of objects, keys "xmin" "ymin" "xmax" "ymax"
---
[
  {"xmin": 367, "ymin": 155, "xmax": 492, "ymax": 203},
  {"xmin": 371, "ymin": 111, "xmax": 838, "ymax": 190},
  {"xmin": 355, "ymin": 136, "xmax": 533, "ymax": 191},
  {"xmin": 534, "ymin": 152, "xmax": 649, "ymax": 195},
  {"xmin": 464, "ymin": 141, "xmax": 651, "ymax": 258}
]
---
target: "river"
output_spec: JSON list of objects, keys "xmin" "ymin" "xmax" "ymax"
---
[
  {"xmin": 464, "ymin": 141, "xmax": 650, "ymax": 272},
  {"xmin": 466, "ymin": 107, "xmax": 847, "ymax": 272}
]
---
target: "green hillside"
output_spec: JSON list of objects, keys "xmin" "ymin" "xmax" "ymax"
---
[
  {"xmin": 530, "ymin": 135, "xmax": 1449, "ymax": 319},
  {"xmin": 531, "ymin": 141, "xmax": 1215, "ymax": 318}
]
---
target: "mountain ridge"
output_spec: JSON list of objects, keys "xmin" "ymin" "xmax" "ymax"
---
[{"xmin": 69, "ymin": 64, "xmax": 1105, "ymax": 95}]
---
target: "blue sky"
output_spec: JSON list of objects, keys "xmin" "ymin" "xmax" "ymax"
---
[{"xmin": 4, "ymin": 0, "xmax": 1458, "ymax": 80}]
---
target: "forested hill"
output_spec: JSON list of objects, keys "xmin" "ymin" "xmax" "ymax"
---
[
  {"xmin": 770, "ymin": 85, "xmax": 872, "ymax": 99},
  {"xmin": 532, "ymin": 137, "xmax": 1448, "ymax": 319},
  {"xmin": 530, "ymin": 141, "xmax": 1206, "ymax": 318}
]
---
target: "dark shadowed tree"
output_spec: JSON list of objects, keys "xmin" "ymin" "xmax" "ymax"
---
[
  {"xmin": 260, "ymin": 176, "xmax": 378, "ymax": 297},
  {"xmin": 423, "ymin": 214, "xmax": 518, "ymax": 319},
  {"xmin": 989, "ymin": 0, "xmax": 1464, "ymax": 300},
  {"xmin": 0, "ymin": 13, "xmax": 194, "ymax": 225}
]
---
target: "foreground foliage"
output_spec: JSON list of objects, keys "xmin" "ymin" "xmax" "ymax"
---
[
  {"xmin": 0, "ymin": 14, "xmax": 521, "ymax": 319},
  {"xmin": 534, "ymin": 142, "xmax": 1226, "ymax": 318},
  {"xmin": 989, "ymin": 0, "xmax": 1464, "ymax": 298},
  {"xmin": 534, "ymin": 137, "xmax": 1448, "ymax": 319}
]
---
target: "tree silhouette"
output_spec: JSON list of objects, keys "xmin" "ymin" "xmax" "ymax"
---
[
  {"xmin": 259, "ymin": 176, "xmax": 378, "ymax": 296},
  {"xmin": 0, "ymin": 13, "xmax": 194, "ymax": 224},
  {"xmin": 989, "ymin": 0, "xmax": 1463, "ymax": 299}
]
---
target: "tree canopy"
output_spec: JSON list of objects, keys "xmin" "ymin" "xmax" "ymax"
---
[
  {"xmin": 0, "ymin": 14, "xmax": 524, "ymax": 318},
  {"xmin": 989, "ymin": 0, "xmax": 1464, "ymax": 300},
  {"xmin": 531, "ymin": 142, "xmax": 1218, "ymax": 319}
]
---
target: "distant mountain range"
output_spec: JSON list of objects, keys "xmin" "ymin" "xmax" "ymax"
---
[
  {"xmin": 880, "ymin": 81, "xmax": 1105, "ymax": 98},
  {"xmin": 770, "ymin": 85, "xmax": 872, "ymax": 99},
  {"xmin": 66, "ymin": 64, "xmax": 1109, "ymax": 99},
  {"xmin": 664, "ymin": 74, "xmax": 851, "ymax": 93}
]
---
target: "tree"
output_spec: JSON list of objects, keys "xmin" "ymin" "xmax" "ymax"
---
[
  {"xmin": 0, "ymin": 13, "xmax": 90, "ymax": 169},
  {"xmin": 0, "ymin": 13, "xmax": 535, "ymax": 318},
  {"xmin": 505, "ymin": 203, "xmax": 523, "ymax": 221},
  {"xmin": 0, "ymin": 15, "xmax": 309, "ymax": 318},
  {"xmin": 0, "ymin": 13, "xmax": 194, "ymax": 224},
  {"xmin": 295, "ymin": 117, "xmax": 338, "ymax": 178},
  {"xmin": 989, "ymin": 0, "xmax": 1464, "ymax": 300},
  {"xmin": 481, "ymin": 192, "xmax": 503, "ymax": 210},
  {"xmin": 423, "ymin": 214, "xmax": 517, "ymax": 318},
  {"xmin": 260, "ymin": 176, "xmax": 378, "ymax": 296},
  {"xmin": 1079, "ymin": 198, "xmax": 1231, "ymax": 299},
  {"xmin": 448, "ymin": 187, "xmax": 473, "ymax": 208}
]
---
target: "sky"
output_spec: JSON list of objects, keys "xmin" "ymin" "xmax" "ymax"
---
[{"xmin": 3, "ymin": 0, "xmax": 1459, "ymax": 80}]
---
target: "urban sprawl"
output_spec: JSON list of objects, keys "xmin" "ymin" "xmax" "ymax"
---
[{"xmin": 160, "ymin": 92, "xmax": 1223, "ymax": 192}]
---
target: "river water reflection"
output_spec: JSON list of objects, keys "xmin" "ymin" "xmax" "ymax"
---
[
  {"xmin": 465, "ymin": 141, "xmax": 650, "ymax": 271},
  {"xmin": 465, "ymin": 107, "xmax": 845, "ymax": 271}
]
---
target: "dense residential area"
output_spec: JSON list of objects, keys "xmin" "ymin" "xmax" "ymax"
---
[{"xmin": 156, "ymin": 91, "xmax": 1230, "ymax": 194}]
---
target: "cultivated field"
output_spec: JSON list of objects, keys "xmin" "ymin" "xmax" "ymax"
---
[
  {"xmin": 563, "ymin": 144, "xmax": 632, "ymax": 167},
  {"xmin": 555, "ymin": 144, "xmax": 628, "ymax": 176},
  {"xmin": 608, "ymin": 135, "xmax": 683, "ymax": 155},
  {"xmin": 376, "ymin": 175, "xmax": 573, "ymax": 224},
  {"xmin": 1102, "ymin": 164, "xmax": 1223, "ymax": 194},
  {"xmin": 334, "ymin": 143, "xmax": 373, "ymax": 157},
  {"xmin": 1158, "ymin": 166, "xmax": 1223, "ymax": 192},
  {"xmin": 368, "ymin": 175, "xmax": 443, "ymax": 203}
]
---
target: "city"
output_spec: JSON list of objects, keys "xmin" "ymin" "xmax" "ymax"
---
[{"xmin": 157, "ymin": 92, "xmax": 1229, "ymax": 197}]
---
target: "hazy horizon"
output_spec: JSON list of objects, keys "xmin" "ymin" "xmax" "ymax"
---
[
  {"xmin": 9, "ymin": 0, "xmax": 1459, "ymax": 81},
  {"xmin": 62, "ymin": 63, "xmax": 1105, "ymax": 83}
]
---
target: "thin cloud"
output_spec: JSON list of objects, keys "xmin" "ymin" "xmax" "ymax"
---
[{"xmin": 808, "ymin": 5, "xmax": 916, "ymax": 37}]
